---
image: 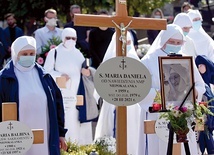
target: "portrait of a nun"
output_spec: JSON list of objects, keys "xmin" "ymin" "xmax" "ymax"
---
[{"xmin": 163, "ymin": 64, "xmax": 191, "ymax": 103}]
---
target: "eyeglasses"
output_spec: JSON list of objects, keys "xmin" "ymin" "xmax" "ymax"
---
[
  {"xmin": 65, "ymin": 37, "xmax": 76, "ymax": 41},
  {"xmin": 46, "ymin": 17, "xmax": 57, "ymax": 20}
]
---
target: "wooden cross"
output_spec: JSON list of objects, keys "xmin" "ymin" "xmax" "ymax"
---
[
  {"xmin": 56, "ymin": 77, "xmax": 84, "ymax": 106},
  {"xmin": 2, "ymin": 102, "xmax": 44, "ymax": 144},
  {"xmin": 74, "ymin": 0, "xmax": 166, "ymax": 154}
]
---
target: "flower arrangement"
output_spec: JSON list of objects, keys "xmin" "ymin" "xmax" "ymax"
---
[
  {"xmin": 60, "ymin": 136, "xmax": 116, "ymax": 155},
  {"xmin": 195, "ymin": 101, "xmax": 214, "ymax": 119},
  {"xmin": 160, "ymin": 103, "xmax": 193, "ymax": 134},
  {"xmin": 160, "ymin": 101, "xmax": 214, "ymax": 142},
  {"xmin": 94, "ymin": 136, "xmax": 116, "ymax": 154},
  {"xmin": 36, "ymin": 36, "xmax": 62, "ymax": 66},
  {"xmin": 194, "ymin": 100, "xmax": 214, "ymax": 131}
]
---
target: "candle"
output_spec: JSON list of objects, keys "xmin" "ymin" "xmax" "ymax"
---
[{"xmin": 152, "ymin": 103, "xmax": 162, "ymax": 111}]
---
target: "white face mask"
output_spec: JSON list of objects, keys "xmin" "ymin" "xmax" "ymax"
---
[
  {"xmin": 154, "ymin": 15, "xmax": 161, "ymax": 19},
  {"xmin": 192, "ymin": 20, "xmax": 202, "ymax": 31},
  {"xmin": 18, "ymin": 56, "xmax": 35, "ymax": 67},
  {"xmin": 64, "ymin": 40, "xmax": 76, "ymax": 49},
  {"xmin": 46, "ymin": 17, "xmax": 57, "ymax": 27},
  {"xmin": 164, "ymin": 44, "xmax": 182, "ymax": 54}
]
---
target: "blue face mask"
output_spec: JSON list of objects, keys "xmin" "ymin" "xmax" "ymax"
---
[
  {"xmin": 192, "ymin": 20, "xmax": 202, "ymax": 31},
  {"xmin": 126, "ymin": 45, "xmax": 131, "ymax": 51},
  {"xmin": 164, "ymin": 44, "xmax": 182, "ymax": 54},
  {"xmin": 183, "ymin": 31, "xmax": 189, "ymax": 36},
  {"xmin": 18, "ymin": 56, "xmax": 35, "ymax": 67}
]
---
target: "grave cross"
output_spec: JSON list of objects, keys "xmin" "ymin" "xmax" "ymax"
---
[
  {"xmin": 2, "ymin": 102, "xmax": 44, "ymax": 144},
  {"xmin": 74, "ymin": 0, "xmax": 166, "ymax": 154}
]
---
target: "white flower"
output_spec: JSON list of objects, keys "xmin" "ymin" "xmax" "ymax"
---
[
  {"xmin": 184, "ymin": 102, "xmax": 194, "ymax": 110},
  {"xmin": 172, "ymin": 109, "xmax": 182, "ymax": 117},
  {"xmin": 166, "ymin": 103, "xmax": 174, "ymax": 110},
  {"xmin": 94, "ymin": 136, "xmax": 116, "ymax": 153}
]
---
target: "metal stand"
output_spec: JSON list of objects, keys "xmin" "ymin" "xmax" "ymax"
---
[
  {"xmin": 166, "ymin": 124, "xmax": 190, "ymax": 155},
  {"xmin": 166, "ymin": 83, "xmax": 195, "ymax": 155},
  {"xmin": 167, "ymin": 123, "xmax": 174, "ymax": 155}
]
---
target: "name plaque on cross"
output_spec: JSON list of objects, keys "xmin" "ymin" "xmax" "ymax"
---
[
  {"xmin": 0, "ymin": 121, "xmax": 34, "ymax": 155},
  {"xmin": 94, "ymin": 56, "xmax": 151, "ymax": 106}
]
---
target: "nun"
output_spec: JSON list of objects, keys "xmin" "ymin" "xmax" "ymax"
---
[
  {"xmin": 173, "ymin": 12, "xmax": 197, "ymax": 57},
  {"xmin": 44, "ymin": 28, "xmax": 96, "ymax": 145},
  {"xmin": 187, "ymin": 9, "xmax": 214, "ymax": 62},
  {"xmin": 0, "ymin": 36, "xmax": 67, "ymax": 155},
  {"xmin": 94, "ymin": 31, "xmax": 143, "ymax": 155},
  {"xmin": 139, "ymin": 24, "xmax": 205, "ymax": 155},
  {"xmin": 195, "ymin": 55, "xmax": 214, "ymax": 154},
  {"xmin": 195, "ymin": 55, "xmax": 214, "ymax": 87}
]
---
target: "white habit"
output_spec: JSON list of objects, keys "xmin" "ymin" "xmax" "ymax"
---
[
  {"xmin": 173, "ymin": 12, "xmax": 197, "ymax": 58},
  {"xmin": 44, "ymin": 28, "xmax": 92, "ymax": 145},
  {"xmin": 15, "ymin": 65, "xmax": 49, "ymax": 155},
  {"xmin": 94, "ymin": 31, "xmax": 143, "ymax": 155},
  {"xmin": 187, "ymin": 10, "xmax": 214, "ymax": 61}
]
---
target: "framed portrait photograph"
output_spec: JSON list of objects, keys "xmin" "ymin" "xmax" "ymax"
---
[{"xmin": 158, "ymin": 56, "xmax": 195, "ymax": 110}]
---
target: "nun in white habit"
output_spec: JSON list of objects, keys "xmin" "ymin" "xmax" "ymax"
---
[
  {"xmin": 187, "ymin": 9, "xmax": 214, "ymax": 61},
  {"xmin": 44, "ymin": 28, "xmax": 93, "ymax": 145},
  {"xmin": 139, "ymin": 24, "xmax": 205, "ymax": 155},
  {"xmin": 94, "ymin": 31, "xmax": 143, "ymax": 155},
  {"xmin": 173, "ymin": 12, "xmax": 197, "ymax": 57},
  {"xmin": 0, "ymin": 36, "xmax": 67, "ymax": 155}
]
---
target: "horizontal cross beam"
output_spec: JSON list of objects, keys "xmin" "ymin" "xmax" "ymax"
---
[{"xmin": 74, "ymin": 14, "xmax": 166, "ymax": 30}]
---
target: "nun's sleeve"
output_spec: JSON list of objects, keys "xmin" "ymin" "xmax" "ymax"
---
[{"xmin": 44, "ymin": 48, "xmax": 62, "ymax": 79}]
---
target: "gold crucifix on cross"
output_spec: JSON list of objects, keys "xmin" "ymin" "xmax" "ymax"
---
[{"xmin": 74, "ymin": 1, "xmax": 166, "ymax": 154}]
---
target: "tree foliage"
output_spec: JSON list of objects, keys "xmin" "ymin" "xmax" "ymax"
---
[{"xmin": 0, "ymin": 0, "xmax": 173, "ymax": 26}]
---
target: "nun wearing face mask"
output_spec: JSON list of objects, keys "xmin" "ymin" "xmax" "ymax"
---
[
  {"xmin": 44, "ymin": 28, "xmax": 95, "ymax": 145},
  {"xmin": 173, "ymin": 12, "xmax": 197, "ymax": 57},
  {"xmin": 187, "ymin": 9, "xmax": 214, "ymax": 62},
  {"xmin": 0, "ymin": 36, "xmax": 67, "ymax": 155},
  {"xmin": 139, "ymin": 24, "xmax": 205, "ymax": 155},
  {"xmin": 147, "ymin": 8, "xmax": 165, "ymax": 45},
  {"xmin": 94, "ymin": 31, "xmax": 142, "ymax": 155}
]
